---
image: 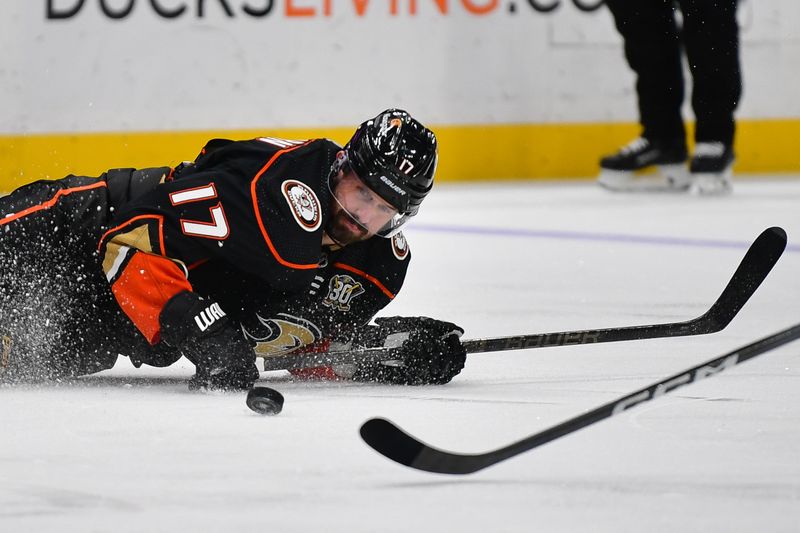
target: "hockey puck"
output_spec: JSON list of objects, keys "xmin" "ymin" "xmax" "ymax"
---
[{"xmin": 246, "ymin": 386, "xmax": 284, "ymax": 416}]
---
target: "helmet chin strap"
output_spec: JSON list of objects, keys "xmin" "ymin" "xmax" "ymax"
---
[
  {"xmin": 322, "ymin": 230, "xmax": 344, "ymax": 250},
  {"xmin": 324, "ymin": 210, "xmax": 371, "ymax": 248},
  {"xmin": 324, "ymin": 162, "xmax": 347, "ymax": 250}
]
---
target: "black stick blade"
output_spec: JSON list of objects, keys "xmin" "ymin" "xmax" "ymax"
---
[
  {"xmin": 360, "ymin": 418, "xmax": 489, "ymax": 475},
  {"xmin": 360, "ymin": 418, "xmax": 425, "ymax": 468},
  {"xmin": 701, "ymin": 226, "xmax": 786, "ymax": 330},
  {"xmin": 361, "ymin": 322, "xmax": 800, "ymax": 475},
  {"xmin": 264, "ymin": 228, "xmax": 787, "ymax": 371}
]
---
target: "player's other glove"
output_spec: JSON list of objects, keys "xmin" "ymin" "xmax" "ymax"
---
[
  {"xmin": 352, "ymin": 316, "xmax": 466, "ymax": 385},
  {"xmin": 159, "ymin": 291, "xmax": 258, "ymax": 391}
]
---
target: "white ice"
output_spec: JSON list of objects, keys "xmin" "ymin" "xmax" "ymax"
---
[{"xmin": 2, "ymin": 177, "xmax": 799, "ymax": 533}]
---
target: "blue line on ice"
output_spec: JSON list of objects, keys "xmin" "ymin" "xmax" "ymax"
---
[{"xmin": 408, "ymin": 224, "xmax": 800, "ymax": 253}]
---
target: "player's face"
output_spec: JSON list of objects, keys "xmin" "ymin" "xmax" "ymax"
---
[{"xmin": 328, "ymin": 168, "xmax": 398, "ymax": 245}]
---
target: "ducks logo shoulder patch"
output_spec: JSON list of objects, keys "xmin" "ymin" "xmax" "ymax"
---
[
  {"xmin": 391, "ymin": 232, "xmax": 409, "ymax": 261},
  {"xmin": 281, "ymin": 180, "xmax": 322, "ymax": 232}
]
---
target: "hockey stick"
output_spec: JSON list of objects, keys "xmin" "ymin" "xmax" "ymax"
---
[
  {"xmin": 260, "ymin": 227, "xmax": 786, "ymax": 371},
  {"xmin": 360, "ymin": 321, "xmax": 800, "ymax": 474}
]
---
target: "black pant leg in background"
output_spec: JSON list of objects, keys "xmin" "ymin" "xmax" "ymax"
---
[
  {"xmin": 605, "ymin": 0, "xmax": 687, "ymax": 143},
  {"xmin": 679, "ymin": 0, "xmax": 741, "ymax": 145}
]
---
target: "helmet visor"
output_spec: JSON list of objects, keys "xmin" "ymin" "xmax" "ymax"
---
[{"xmin": 329, "ymin": 166, "xmax": 409, "ymax": 239}]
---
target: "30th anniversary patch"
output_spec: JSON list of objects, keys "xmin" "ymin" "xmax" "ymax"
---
[{"xmin": 323, "ymin": 274, "xmax": 365, "ymax": 312}]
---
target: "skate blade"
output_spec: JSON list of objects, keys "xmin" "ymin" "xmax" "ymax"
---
[
  {"xmin": 598, "ymin": 163, "xmax": 689, "ymax": 193},
  {"xmin": 689, "ymin": 169, "xmax": 733, "ymax": 196}
]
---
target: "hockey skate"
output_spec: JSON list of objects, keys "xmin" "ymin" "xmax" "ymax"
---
[
  {"xmin": 689, "ymin": 142, "xmax": 734, "ymax": 196},
  {"xmin": 597, "ymin": 137, "xmax": 689, "ymax": 192}
]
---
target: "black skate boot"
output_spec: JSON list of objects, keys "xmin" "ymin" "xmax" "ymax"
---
[
  {"xmin": 598, "ymin": 137, "xmax": 689, "ymax": 191},
  {"xmin": 689, "ymin": 142, "xmax": 735, "ymax": 196}
]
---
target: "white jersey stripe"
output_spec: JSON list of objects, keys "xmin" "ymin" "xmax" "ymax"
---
[{"xmin": 106, "ymin": 245, "xmax": 131, "ymax": 282}]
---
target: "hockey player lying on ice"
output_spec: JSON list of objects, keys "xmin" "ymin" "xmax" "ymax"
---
[{"xmin": 0, "ymin": 109, "xmax": 466, "ymax": 390}]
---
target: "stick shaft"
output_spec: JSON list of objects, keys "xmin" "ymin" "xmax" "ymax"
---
[
  {"xmin": 259, "ymin": 226, "xmax": 784, "ymax": 372},
  {"xmin": 359, "ymin": 321, "xmax": 800, "ymax": 475},
  {"xmin": 489, "ymin": 322, "xmax": 800, "ymax": 466}
]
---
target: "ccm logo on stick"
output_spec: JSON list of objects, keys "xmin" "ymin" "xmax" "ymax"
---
[{"xmin": 611, "ymin": 354, "xmax": 740, "ymax": 415}]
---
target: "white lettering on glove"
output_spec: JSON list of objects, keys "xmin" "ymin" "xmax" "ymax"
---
[{"xmin": 194, "ymin": 303, "xmax": 226, "ymax": 332}]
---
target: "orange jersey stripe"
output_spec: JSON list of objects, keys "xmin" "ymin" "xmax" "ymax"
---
[
  {"xmin": 250, "ymin": 141, "xmax": 320, "ymax": 271},
  {"xmin": 333, "ymin": 262, "xmax": 395, "ymax": 300},
  {"xmin": 0, "ymin": 181, "xmax": 107, "ymax": 226},
  {"xmin": 187, "ymin": 258, "xmax": 210, "ymax": 271},
  {"xmin": 110, "ymin": 251, "xmax": 193, "ymax": 345}
]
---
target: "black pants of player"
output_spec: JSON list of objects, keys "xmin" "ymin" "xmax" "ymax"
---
[
  {"xmin": 605, "ymin": 0, "xmax": 741, "ymax": 146},
  {"xmin": 0, "ymin": 173, "xmax": 175, "ymax": 382}
]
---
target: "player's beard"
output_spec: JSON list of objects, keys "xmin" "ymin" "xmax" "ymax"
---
[{"xmin": 326, "ymin": 208, "xmax": 370, "ymax": 246}]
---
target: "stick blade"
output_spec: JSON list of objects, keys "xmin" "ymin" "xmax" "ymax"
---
[
  {"xmin": 360, "ymin": 418, "xmax": 488, "ymax": 475},
  {"xmin": 703, "ymin": 226, "xmax": 786, "ymax": 329},
  {"xmin": 360, "ymin": 418, "xmax": 425, "ymax": 468}
]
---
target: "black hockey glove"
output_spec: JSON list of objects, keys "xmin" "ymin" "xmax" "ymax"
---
[
  {"xmin": 160, "ymin": 291, "xmax": 258, "ymax": 391},
  {"xmin": 352, "ymin": 316, "xmax": 466, "ymax": 385}
]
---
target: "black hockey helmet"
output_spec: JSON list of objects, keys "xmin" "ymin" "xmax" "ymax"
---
[{"xmin": 343, "ymin": 109, "xmax": 438, "ymax": 219}]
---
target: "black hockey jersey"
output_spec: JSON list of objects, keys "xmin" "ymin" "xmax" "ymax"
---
[{"xmin": 99, "ymin": 137, "xmax": 410, "ymax": 353}]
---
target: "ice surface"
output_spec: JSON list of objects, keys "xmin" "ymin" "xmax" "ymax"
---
[{"xmin": 2, "ymin": 177, "xmax": 799, "ymax": 532}]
